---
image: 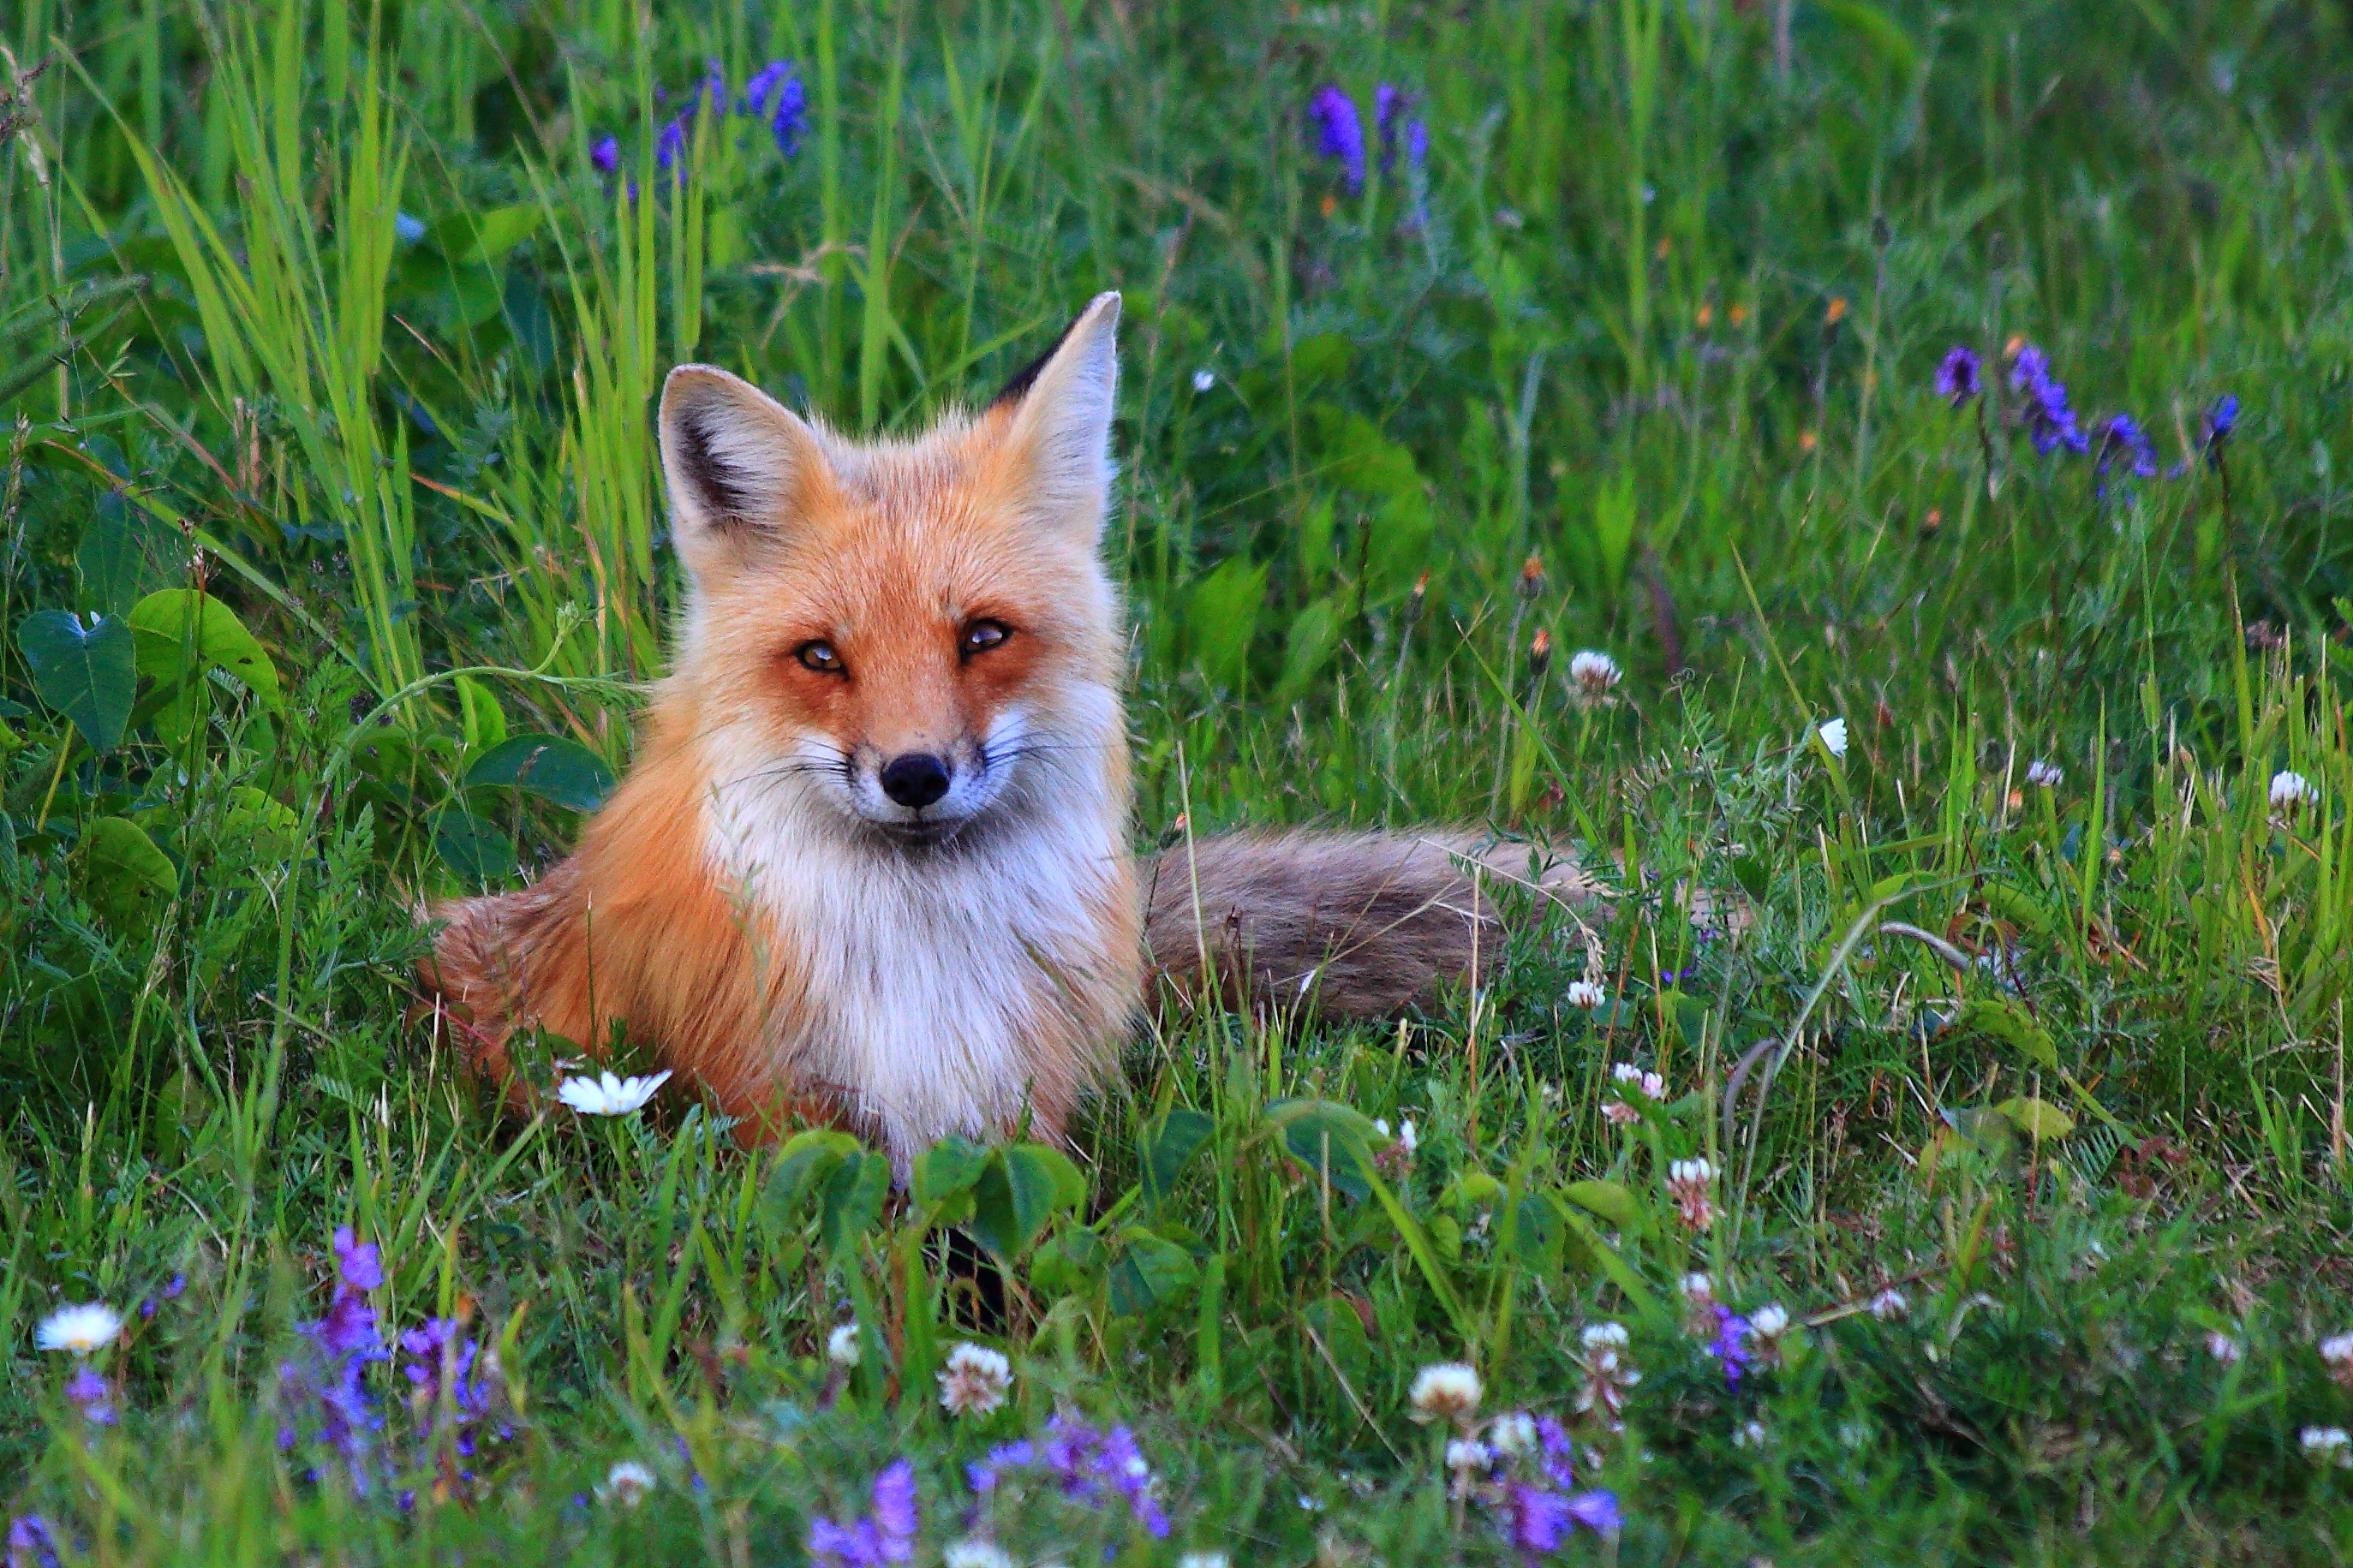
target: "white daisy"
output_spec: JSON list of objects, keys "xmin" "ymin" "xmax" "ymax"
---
[
  {"xmin": 556, "ymin": 1069, "xmax": 672, "ymax": 1117},
  {"xmin": 36, "ymin": 1303, "xmax": 123, "ymax": 1355},
  {"xmin": 1817, "ymin": 717, "xmax": 1848, "ymax": 758}
]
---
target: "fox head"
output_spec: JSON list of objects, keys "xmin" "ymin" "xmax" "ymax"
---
[{"xmin": 654, "ymin": 293, "xmax": 1128, "ymax": 852}]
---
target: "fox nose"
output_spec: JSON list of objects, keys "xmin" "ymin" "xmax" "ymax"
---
[{"xmin": 879, "ymin": 753, "xmax": 953, "ymax": 809}]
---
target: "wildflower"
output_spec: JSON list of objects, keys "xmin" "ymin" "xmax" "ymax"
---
[
  {"xmin": 1816, "ymin": 717, "xmax": 1848, "ymax": 758},
  {"xmin": 2010, "ymin": 345, "xmax": 2089, "ymax": 456},
  {"xmin": 1580, "ymin": 1321, "xmax": 1629, "ymax": 1353},
  {"xmin": 590, "ymin": 135, "xmax": 619, "ymax": 175},
  {"xmin": 2093, "ymin": 413, "xmax": 2158, "ymax": 483},
  {"xmin": 1527, "ymin": 628, "xmax": 1552, "ymax": 676},
  {"xmin": 1666, "ymin": 1157, "xmax": 1717, "ymax": 1231},
  {"xmin": 763, "ymin": 69, "xmax": 809, "ymax": 158},
  {"xmin": 1307, "ymin": 85, "xmax": 1366, "ymax": 193},
  {"xmin": 393, "ymin": 212, "xmax": 426, "ymax": 244},
  {"xmin": 1568, "ymin": 649, "xmax": 1621, "ymax": 700},
  {"xmin": 7, "ymin": 1517, "xmax": 61, "ymax": 1568},
  {"xmin": 656, "ymin": 115, "xmax": 692, "ymax": 174},
  {"xmin": 1734, "ymin": 1419, "xmax": 1768, "ymax": 1450},
  {"xmin": 741, "ymin": 59, "xmax": 796, "ymax": 117},
  {"xmin": 1507, "ymin": 1480, "xmax": 1621, "ymax": 1549},
  {"xmin": 277, "ymin": 1227, "xmax": 390, "ymax": 1486},
  {"xmin": 1445, "ymin": 1438, "xmax": 1493, "ymax": 1491},
  {"xmin": 600, "ymin": 1460, "xmax": 656, "ymax": 1506},
  {"xmin": 2321, "ymin": 1331, "xmax": 2353, "ymax": 1391},
  {"xmin": 827, "ymin": 1323, "xmax": 862, "ymax": 1368},
  {"xmin": 2027, "ymin": 759, "xmax": 2063, "ymax": 788},
  {"xmin": 1706, "ymin": 1306, "xmax": 1755, "ymax": 1387},
  {"xmin": 1825, "ymin": 296, "xmax": 1848, "ymax": 327},
  {"xmin": 558, "ymin": 1068, "xmax": 672, "ymax": 1117},
  {"xmin": 399, "ymin": 1317, "xmax": 507, "ymax": 1458},
  {"xmin": 1574, "ymin": 1329, "xmax": 1641, "ymax": 1428},
  {"xmin": 1869, "ymin": 1288, "xmax": 1909, "ymax": 1321},
  {"xmin": 2204, "ymin": 394, "xmax": 2239, "ymax": 467},
  {"xmin": 1191, "ymin": 369, "xmax": 1215, "ymax": 393},
  {"xmin": 1933, "ymin": 346, "xmax": 1981, "ymax": 408},
  {"xmin": 1565, "ymin": 980, "xmax": 1608, "ymax": 1010},
  {"xmin": 938, "ymin": 1343, "xmax": 1012, "ymax": 1417},
  {"xmin": 1373, "ymin": 83, "xmax": 1426, "ymax": 176},
  {"xmin": 1681, "ymin": 1273, "xmax": 1716, "ymax": 1308},
  {"xmin": 1396, "ymin": 1119, "xmax": 1418, "ymax": 1157},
  {"xmin": 970, "ymin": 1416, "xmax": 1170, "ymax": 1537},
  {"xmin": 36, "ymin": 1303, "xmax": 122, "ymax": 1356},
  {"xmin": 808, "ymin": 1458, "xmax": 919, "ymax": 1567},
  {"xmin": 1487, "ymin": 1412, "xmax": 1539, "ymax": 1456},
  {"xmin": 1517, "ymin": 554, "xmax": 1548, "ymax": 601},
  {"xmin": 1177, "ymin": 1556, "xmax": 1232, "ymax": 1568},
  {"xmin": 2300, "ymin": 1427, "xmax": 2353, "ymax": 1469},
  {"xmin": 2271, "ymin": 771, "xmax": 2316, "ymax": 809},
  {"xmin": 1749, "ymin": 1303, "xmax": 1790, "ymax": 1339},
  {"xmin": 2205, "ymin": 1331, "xmax": 2244, "ymax": 1366},
  {"xmin": 943, "ymin": 1543, "xmax": 1015, "ymax": 1568},
  {"xmin": 1408, "ymin": 1362, "xmax": 1483, "ymax": 1428}
]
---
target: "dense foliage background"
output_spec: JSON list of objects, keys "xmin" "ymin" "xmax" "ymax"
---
[{"xmin": 4, "ymin": 0, "xmax": 2353, "ymax": 1560}]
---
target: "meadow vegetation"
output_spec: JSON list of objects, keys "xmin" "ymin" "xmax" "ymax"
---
[{"xmin": 4, "ymin": 0, "xmax": 2353, "ymax": 1560}]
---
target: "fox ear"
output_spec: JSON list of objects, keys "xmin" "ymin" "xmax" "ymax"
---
[
  {"xmin": 990, "ymin": 291, "xmax": 1120, "ymax": 540},
  {"xmin": 658, "ymin": 365, "xmax": 833, "ymax": 585}
]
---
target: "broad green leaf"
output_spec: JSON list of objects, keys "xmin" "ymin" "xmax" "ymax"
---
[
  {"xmin": 817, "ymin": 1151, "xmax": 889, "ymax": 1255},
  {"xmin": 1140, "ymin": 1107, "xmax": 1215, "ymax": 1206},
  {"xmin": 1505, "ymin": 1192, "xmax": 1564, "ymax": 1271},
  {"xmin": 1030, "ymin": 1228, "xmax": 1108, "ymax": 1301},
  {"xmin": 762, "ymin": 1130, "xmax": 859, "ymax": 1221},
  {"xmin": 912, "ymin": 1136, "xmax": 990, "ymax": 1208},
  {"xmin": 1265, "ymin": 1099, "xmax": 1380, "ymax": 1201},
  {"xmin": 465, "ymin": 732, "xmax": 617, "ymax": 813},
  {"xmin": 1995, "ymin": 1095, "xmax": 2075, "ymax": 1141},
  {"xmin": 455, "ymin": 674, "xmax": 508, "ymax": 752},
  {"xmin": 81, "ymin": 492, "xmax": 186, "ymax": 615},
  {"xmin": 1299, "ymin": 1293, "xmax": 1372, "ymax": 1388},
  {"xmin": 1186, "ymin": 555, "xmax": 1268, "ymax": 693},
  {"xmin": 427, "ymin": 204, "xmax": 546, "ymax": 265},
  {"xmin": 1951, "ymin": 997, "xmax": 2058, "ymax": 1070},
  {"xmin": 19, "ymin": 611, "xmax": 136, "ymax": 753},
  {"xmin": 1561, "ymin": 1179, "xmax": 1639, "ymax": 1230},
  {"xmin": 81, "ymin": 815, "xmax": 176, "ymax": 933},
  {"xmin": 434, "ymin": 808, "xmax": 517, "ymax": 883},
  {"xmin": 969, "ymin": 1144, "xmax": 1084, "ymax": 1261},
  {"xmin": 128, "ymin": 588, "xmax": 282, "ymax": 704},
  {"xmin": 1107, "ymin": 1226, "xmax": 1198, "ymax": 1316}
]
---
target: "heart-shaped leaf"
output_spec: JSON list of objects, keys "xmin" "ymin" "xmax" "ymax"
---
[
  {"xmin": 817, "ymin": 1150, "xmax": 890, "ymax": 1255},
  {"xmin": 968, "ymin": 1144, "xmax": 1085, "ymax": 1261},
  {"xmin": 1107, "ymin": 1226, "xmax": 1198, "ymax": 1316},
  {"xmin": 465, "ymin": 732, "xmax": 617, "ymax": 813},
  {"xmin": 81, "ymin": 815, "xmax": 177, "ymax": 933},
  {"xmin": 435, "ymin": 808, "xmax": 517, "ymax": 883},
  {"xmin": 128, "ymin": 589, "xmax": 282, "ymax": 704},
  {"xmin": 1561, "ymin": 1178, "xmax": 1639, "ymax": 1230},
  {"xmin": 1140, "ymin": 1107, "xmax": 1215, "ymax": 1206},
  {"xmin": 762, "ymin": 1130, "xmax": 861, "ymax": 1223},
  {"xmin": 1264, "ymin": 1099, "xmax": 1380, "ymax": 1201},
  {"xmin": 19, "ymin": 611, "xmax": 136, "ymax": 753},
  {"xmin": 912, "ymin": 1135, "xmax": 989, "ymax": 1209}
]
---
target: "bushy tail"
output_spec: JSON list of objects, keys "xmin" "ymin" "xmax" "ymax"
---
[{"xmin": 1141, "ymin": 830, "xmax": 1597, "ymax": 1017}]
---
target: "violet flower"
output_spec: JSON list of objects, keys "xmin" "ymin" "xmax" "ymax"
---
[
  {"xmin": 807, "ymin": 1459, "xmax": 918, "ymax": 1567},
  {"xmin": 1375, "ymin": 83, "xmax": 1427, "ymax": 176},
  {"xmin": 6, "ymin": 1517, "xmax": 61, "ymax": 1568},
  {"xmin": 1708, "ymin": 1305, "xmax": 1754, "ymax": 1387},
  {"xmin": 400, "ymin": 1318, "xmax": 508, "ymax": 1460},
  {"xmin": 590, "ymin": 136, "xmax": 620, "ymax": 175},
  {"xmin": 2011, "ymin": 344, "xmax": 2088, "ymax": 456},
  {"xmin": 1934, "ymin": 345, "xmax": 1980, "ymax": 408},
  {"xmin": 2093, "ymin": 413, "xmax": 2157, "ymax": 486},
  {"xmin": 2206, "ymin": 393, "xmax": 2239, "ymax": 467},
  {"xmin": 63, "ymin": 1365, "xmax": 114, "ymax": 1427},
  {"xmin": 970, "ymin": 1416, "xmax": 1171, "ymax": 1538},
  {"xmin": 1308, "ymin": 85, "xmax": 1367, "ymax": 193}
]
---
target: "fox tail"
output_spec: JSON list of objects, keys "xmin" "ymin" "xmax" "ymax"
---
[{"xmin": 1141, "ymin": 829, "xmax": 1598, "ymax": 1017}]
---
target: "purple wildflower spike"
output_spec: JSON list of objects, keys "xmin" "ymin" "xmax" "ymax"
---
[
  {"xmin": 1934, "ymin": 345, "xmax": 1980, "ymax": 408},
  {"xmin": 2094, "ymin": 414, "xmax": 2157, "ymax": 483},
  {"xmin": 2205, "ymin": 393, "xmax": 2239, "ymax": 467},
  {"xmin": 771, "ymin": 73, "xmax": 809, "ymax": 158},
  {"xmin": 807, "ymin": 1459, "xmax": 919, "ymax": 1567},
  {"xmin": 591, "ymin": 136, "xmax": 620, "ymax": 175},
  {"xmin": 1707, "ymin": 1305, "xmax": 1754, "ymax": 1387},
  {"xmin": 1308, "ymin": 85, "xmax": 1366, "ymax": 193},
  {"xmin": 2010, "ymin": 344, "xmax": 2088, "ymax": 456},
  {"xmin": 7, "ymin": 1516, "xmax": 62, "ymax": 1568},
  {"xmin": 64, "ymin": 1364, "xmax": 115, "ymax": 1426},
  {"xmin": 968, "ymin": 1417, "xmax": 1170, "ymax": 1538}
]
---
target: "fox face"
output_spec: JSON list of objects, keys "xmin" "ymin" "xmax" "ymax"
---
[{"xmin": 655, "ymin": 295, "xmax": 1126, "ymax": 856}]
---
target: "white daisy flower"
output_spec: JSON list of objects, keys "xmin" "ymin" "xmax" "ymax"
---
[
  {"xmin": 557, "ymin": 1069, "xmax": 672, "ymax": 1117},
  {"xmin": 1817, "ymin": 718, "xmax": 1848, "ymax": 758},
  {"xmin": 826, "ymin": 1322, "xmax": 861, "ymax": 1368},
  {"xmin": 1407, "ymin": 1362, "xmax": 1483, "ymax": 1426},
  {"xmin": 36, "ymin": 1303, "xmax": 123, "ymax": 1355},
  {"xmin": 937, "ymin": 1342, "xmax": 1013, "ymax": 1417},
  {"xmin": 599, "ymin": 1459, "xmax": 656, "ymax": 1506},
  {"xmin": 2271, "ymin": 770, "xmax": 2316, "ymax": 808}
]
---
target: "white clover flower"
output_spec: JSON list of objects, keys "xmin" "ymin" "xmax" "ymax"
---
[
  {"xmin": 1486, "ymin": 1411, "xmax": 1538, "ymax": 1455},
  {"xmin": 1407, "ymin": 1362, "xmax": 1483, "ymax": 1426},
  {"xmin": 36, "ymin": 1303, "xmax": 123, "ymax": 1355},
  {"xmin": 1297, "ymin": 1494, "xmax": 1324, "ymax": 1511},
  {"xmin": 1580, "ymin": 1321, "xmax": 1630, "ymax": 1352},
  {"xmin": 1666, "ymin": 1158, "xmax": 1717, "ymax": 1231},
  {"xmin": 944, "ymin": 1542, "xmax": 1017, "ymax": 1568},
  {"xmin": 2300, "ymin": 1426, "xmax": 2353, "ymax": 1468},
  {"xmin": 1177, "ymin": 1554, "xmax": 1232, "ymax": 1568},
  {"xmin": 1444, "ymin": 1438, "xmax": 1494, "ymax": 1479},
  {"xmin": 937, "ymin": 1342, "xmax": 1013, "ymax": 1417},
  {"xmin": 1733, "ymin": 1420, "xmax": 1768, "ymax": 1450},
  {"xmin": 1371, "ymin": 1118, "xmax": 1391, "ymax": 1138},
  {"xmin": 1680, "ymin": 1273, "xmax": 1716, "ymax": 1307},
  {"xmin": 1817, "ymin": 718, "xmax": 1848, "ymax": 758},
  {"xmin": 1669, "ymin": 1157, "xmax": 1716, "ymax": 1184},
  {"xmin": 2320, "ymin": 1332, "xmax": 2353, "ymax": 1366},
  {"xmin": 557, "ymin": 1069, "xmax": 672, "ymax": 1117},
  {"xmin": 1869, "ymin": 1288, "xmax": 1909, "ymax": 1322},
  {"xmin": 1568, "ymin": 650, "xmax": 1622, "ymax": 698},
  {"xmin": 1191, "ymin": 369, "xmax": 1216, "ymax": 394},
  {"xmin": 1749, "ymin": 1303, "xmax": 1791, "ymax": 1340},
  {"xmin": 2272, "ymin": 770, "xmax": 2316, "ymax": 808},
  {"xmin": 1396, "ymin": 1119, "xmax": 1418, "ymax": 1157},
  {"xmin": 2206, "ymin": 1331, "xmax": 2244, "ymax": 1365},
  {"xmin": 599, "ymin": 1459, "xmax": 656, "ymax": 1506},
  {"xmin": 826, "ymin": 1322, "xmax": 861, "ymax": 1368},
  {"xmin": 2027, "ymin": 759, "xmax": 2063, "ymax": 788},
  {"xmin": 1565, "ymin": 980, "xmax": 1609, "ymax": 1009}
]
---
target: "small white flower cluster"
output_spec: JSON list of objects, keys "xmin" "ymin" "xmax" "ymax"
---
[
  {"xmin": 1371, "ymin": 1118, "xmax": 1420, "ymax": 1159},
  {"xmin": 2271, "ymin": 769, "xmax": 2317, "ymax": 809},
  {"xmin": 1817, "ymin": 717, "xmax": 1849, "ymax": 758},
  {"xmin": 2206, "ymin": 1330, "xmax": 2244, "ymax": 1366},
  {"xmin": 938, "ymin": 1341, "xmax": 1013, "ymax": 1416},
  {"xmin": 1666, "ymin": 1157, "xmax": 1717, "ymax": 1231},
  {"xmin": 1748, "ymin": 1302, "xmax": 1794, "ymax": 1370},
  {"xmin": 1868, "ymin": 1288, "xmax": 1909, "ymax": 1322},
  {"xmin": 557, "ymin": 1069, "xmax": 672, "ymax": 1117},
  {"xmin": 1574, "ymin": 1321, "xmax": 1640, "ymax": 1428},
  {"xmin": 827, "ymin": 1322, "xmax": 862, "ymax": 1368},
  {"xmin": 1565, "ymin": 980, "xmax": 1609, "ymax": 1010},
  {"xmin": 1733, "ymin": 1419, "xmax": 1769, "ymax": 1450},
  {"xmin": 600, "ymin": 1459, "xmax": 657, "ymax": 1507},
  {"xmin": 2027, "ymin": 758, "xmax": 2063, "ymax": 789},
  {"xmin": 2301, "ymin": 1426, "xmax": 2353, "ymax": 1470},
  {"xmin": 1568, "ymin": 649, "xmax": 1622, "ymax": 705},
  {"xmin": 1444, "ymin": 1436, "xmax": 1494, "ymax": 1493},
  {"xmin": 2322, "ymin": 1330, "xmax": 2353, "ymax": 1392},
  {"xmin": 1407, "ymin": 1362, "xmax": 1484, "ymax": 1430},
  {"xmin": 1602, "ymin": 1062, "xmax": 1662, "ymax": 1126},
  {"xmin": 36, "ymin": 1303, "xmax": 124, "ymax": 1356}
]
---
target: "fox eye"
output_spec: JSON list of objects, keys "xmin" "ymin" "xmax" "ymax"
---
[
  {"xmin": 961, "ymin": 620, "xmax": 1012, "ymax": 659},
  {"xmin": 795, "ymin": 640, "xmax": 846, "ymax": 675}
]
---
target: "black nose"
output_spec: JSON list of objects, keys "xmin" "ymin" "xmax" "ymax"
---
[{"xmin": 879, "ymin": 753, "xmax": 953, "ymax": 809}]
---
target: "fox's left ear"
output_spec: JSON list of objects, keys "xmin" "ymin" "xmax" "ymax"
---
[{"xmin": 988, "ymin": 291, "xmax": 1120, "ymax": 542}]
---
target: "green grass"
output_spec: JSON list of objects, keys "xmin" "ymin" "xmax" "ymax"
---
[{"xmin": 5, "ymin": 0, "xmax": 2353, "ymax": 1560}]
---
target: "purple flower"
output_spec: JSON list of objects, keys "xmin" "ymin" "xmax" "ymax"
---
[
  {"xmin": 63, "ymin": 1365, "xmax": 115, "ymax": 1427},
  {"xmin": 2010, "ymin": 344, "xmax": 2087, "ymax": 456},
  {"xmin": 7, "ymin": 1516, "xmax": 61, "ymax": 1568},
  {"xmin": 1534, "ymin": 1416, "xmax": 1578, "ymax": 1490},
  {"xmin": 1374, "ymin": 83, "xmax": 1426, "ymax": 176},
  {"xmin": 2206, "ymin": 393, "xmax": 2239, "ymax": 466},
  {"xmin": 400, "ymin": 1318, "xmax": 505, "ymax": 1458},
  {"xmin": 590, "ymin": 135, "xmax": 620, "ymax": 175},
  {"xmin": 656, "ymin": 115, "xmax": 691, "ymax": 173},
  {"xmin": 1308, "ymin": 85, "xmax": 1366, "ymax": 193},
  {"xmin": 333, "ymin": 1229, "xmax": 382, "ymax": 1291},
  {"xmin": 1934, "ymin": 345, "xmax": 1980, "ymax": 408},
  {"xmin": 1707, "ymin": 1305, "xmax": 1754, "ymax": 1387},
  {"xmin": 742, "ymin": 60, "xmax": 793, "ymax": 116},
  {"xmin": 969, "ymin": 1417, "xmax": 1170, "ymax": 1538},
  {"xmin": 1506, "ymin": 1482, "xmax": 1621, "ymax": 1553},
  {"xmin": 769, "ymin": 73, "xmax": 809, "ymax": 158},
  {"xmin": 2093, "ymin": 413, "xmax": 2157, "ymax": 483},
  {"xmin": 807, "ymin": 1460, "xmax": 918, "ymax": 1567}
]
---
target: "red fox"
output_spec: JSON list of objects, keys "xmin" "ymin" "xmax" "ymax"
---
[{"xmin": 423, "ymin": 293, "xmax": 1593, "ymax": 1166}]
